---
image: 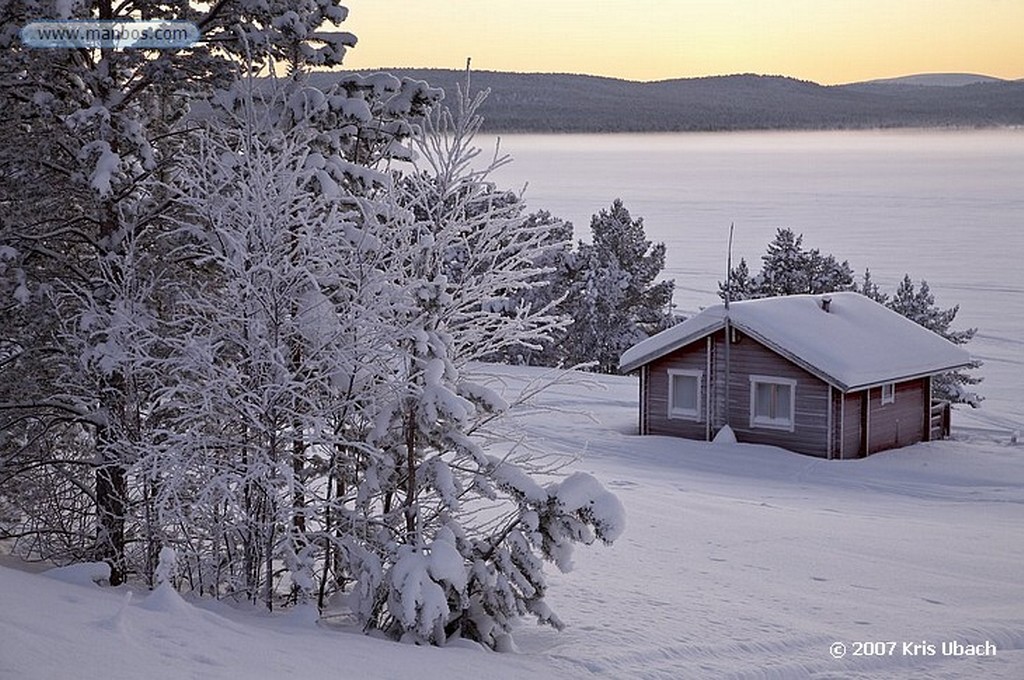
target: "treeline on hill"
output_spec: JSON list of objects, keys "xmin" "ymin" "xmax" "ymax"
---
[{"xmin": 322, "ymin": 70, "xmax": 1024, "ymax": 133}]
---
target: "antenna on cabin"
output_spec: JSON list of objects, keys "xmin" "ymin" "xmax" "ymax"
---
[
  {"xmin": 725, "ymin": 222, "xmax": 734, "ymax": 311},
  {"xmin": 721, "ymin": 223, "xmax": 734, "ymax": 433}
]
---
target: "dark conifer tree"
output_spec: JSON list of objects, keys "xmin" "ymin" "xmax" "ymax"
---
[
  {"xmin": 563, "ymin": 200, "xmax": 674, "ymax": 372},
  {"xmin": 888, "ymin": 276, "xmax": 981, "ymax": 405}
]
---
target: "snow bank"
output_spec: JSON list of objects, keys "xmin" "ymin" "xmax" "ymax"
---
[
  {"xmin": 42, "ymin": 561, "xmax": 110, "ymax": 587},
  {"xmin": 712, "ymin": 424, "xmax": 737, "ymax": 444}
]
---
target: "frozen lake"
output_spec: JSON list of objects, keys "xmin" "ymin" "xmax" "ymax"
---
[{"xmin": 485, "ymin": 130, "xmax": 1024, "ymax": 428}]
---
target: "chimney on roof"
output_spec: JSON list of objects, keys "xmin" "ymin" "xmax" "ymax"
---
[{"xmin": 820, "ymin": 295, "xmax": 832, "ymax": 313}]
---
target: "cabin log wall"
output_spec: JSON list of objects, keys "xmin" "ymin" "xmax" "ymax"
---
[
  {"xmin": 646, "ymin": 344, "xmax": 709, "ymax": 440},
  {"xmin": 841, "ymin": 392, "xmax": 863, "ymax": 459},
  {"xmin": 865, "ymin": 379, "xmax": 927, "ymax": 454},
  {"xmin": 722, "ymin": 331, "xmax": 830, "ymax": 457}
]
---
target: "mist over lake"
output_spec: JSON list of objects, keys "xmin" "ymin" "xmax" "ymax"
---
[{"xmin": 485, "ymin": 129, "xmax": 1024, "ymax": 428}]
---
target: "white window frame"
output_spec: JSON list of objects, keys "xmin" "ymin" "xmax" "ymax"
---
[
  {"xmin": 881, "ymin": 382, "xmax": 896, "ymax": 405},
  {"xmin": 667, "ymin": 369, "xmax": 702, "ymax": 421},
  {"xmin": 749, "ymin": 375, "xmax": 797, "ymax": 432}
]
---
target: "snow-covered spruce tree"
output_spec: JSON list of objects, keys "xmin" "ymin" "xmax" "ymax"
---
[
  {"xmin": 719, "ymin": 228, "xmax": 854, "ymax": 301},
  {"xmin": 561, "ymin": 199, "xmax": 674, "ymax": 373},
  {"xmin": 887, "ymin": 275, "xmax": 981, "ymax": 406},
  {"xmin": 0, "ymin": 0, "xmax": 356, "ymax": 584},
  {"xmin": 341, "ymin": 81, "xmax": 624, "ymax": 649},
  {"xmin": 856, "ymin": 268, "xmax": 889, "ymax": 305}
]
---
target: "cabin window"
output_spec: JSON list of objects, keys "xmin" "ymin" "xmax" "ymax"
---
[
  {"xmin": 749, "ymin": 375, "xmax": 796, "ymax": 432},
  {"xmin": 881, "ymin": 382, "xmax": 896, "ymax": 405},
  {"xmin": 667, "ymin": 369, "xmax": 702, "ymax": 420}
]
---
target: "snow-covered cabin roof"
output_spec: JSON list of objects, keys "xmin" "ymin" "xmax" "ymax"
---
[{"xmin": 619, "ymin": 292, "xmax": 973, "ymax": 392}]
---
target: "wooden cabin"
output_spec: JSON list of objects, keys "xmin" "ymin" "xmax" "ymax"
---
[{"xmin": 619, "ymin": 293, "xmax": 974, "ymax": 458}]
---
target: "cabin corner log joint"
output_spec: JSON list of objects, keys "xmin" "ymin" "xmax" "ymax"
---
[{"xmin": 620, "ymin": 293, "xmax": 973, "ymax": 458}]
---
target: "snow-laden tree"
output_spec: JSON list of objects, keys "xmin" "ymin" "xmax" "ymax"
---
[
  {"xmin": 719, "ymin": 256, "xmax": 755, "ymax": 304},
  {"xmin": 35, "ymin": 69, "xmax": 624, "ymax": 649},
  {"xmin": 93, "ymin": 68, "xmax": 444, "ymax": 604},
  {"xmin": 337, "ymin": 80, "xmax": 624, "ymax": 649},
  {"xmin": 0, "ymin": 110, "xmax": 182, "ymax": 582},
  {"xmin": 856, "ymin": 268, "xmax": 889, "ymax": 305},
  {"xmin": 488, "ymin": 209, "xmax": 576, "ymax": 366},
  {"xmin": 561, "ymin": 200, "xmax": 674, "ymax": 372},
  {"xmin": 3, "ymin": 0, "xmax": 626, "ymax": 638},
  {"xmin": 887, "ymin": 276, "xmax": 981, "ymax": 406},
  {"xmin": 0, "ymin": 0, "xmax": 457, "ymax": 585},
  {"xmin": 394, "ymin": 141, "xmax": 571, "ymax": 363},
  {"xmin": 137, "ymin": 86, "xmax": 362, "ymax": 605},
  {"xmin": 719, "ymin": 228, "xmax": 854, "ymax": 301},
  {"xmin": 1, "ymin": 0, "xmax": 358, "ymax": 584}
]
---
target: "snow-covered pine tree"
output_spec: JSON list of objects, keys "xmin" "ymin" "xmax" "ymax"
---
[
  {"xmin": 805, "ymin": 247, "xmax": 854, "ymax": 295},
  {"xmin": 337, "ymin": 78, "xmax": 625, "ymax": 649},
  {"xmin": 887, "ymin": 276, "xmax": 981, "ymax": 406},
  {"xmin": 721, "ymin": 228, "xmax": 854, "ymax": 301},
  {"xmin": 757, "ymin": 228, "xmax": 810, "ymax": 297},
  {"xmin": 717, "ymin": 257, "xmax": 755, "ymax": 303},
  {"xmin": 856, "ymin": 268, "xmax": 890, "ymax": 305},
  {"xmin": 562, "ymin": 200, "xmax": 674, "ymax": 372}
]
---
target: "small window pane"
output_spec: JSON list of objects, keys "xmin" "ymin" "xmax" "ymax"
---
[
  {"xmin": 750, "ymin": 377, "xmax": 796, "ymax": 431},
  {"xmin": 755, "ymin": 383, "xmax": 774, "ymax": 418},
  {"xmin": 672, "ymin": 375, "xmax": 697, "ymax": 411},
  {"xmin": 668, "ymin": 372, "xmax": 701, "ymax": 420},
  {"xmin": 776, "ymin": 384, "xmax": 792, "ymax": 416}
]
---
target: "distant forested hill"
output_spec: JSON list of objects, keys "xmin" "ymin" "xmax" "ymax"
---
[{"xmin": 307, "ymin": 69, "xmax": 1024, "ymax": 133}]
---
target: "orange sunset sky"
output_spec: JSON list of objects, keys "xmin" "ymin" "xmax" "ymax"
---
[{"xmin": 339, "ymin": 0, "xmax": 1023, "ymax": 84}]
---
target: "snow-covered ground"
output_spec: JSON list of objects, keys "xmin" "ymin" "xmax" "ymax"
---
[{"xmin": 3, "ymin": 364, "xmax": 1023, "ymax": 679}]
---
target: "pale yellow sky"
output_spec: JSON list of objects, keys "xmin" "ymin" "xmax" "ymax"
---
[{"xmin": 339, "ymin": 1, "xmax": 1023, "ymax": 84}]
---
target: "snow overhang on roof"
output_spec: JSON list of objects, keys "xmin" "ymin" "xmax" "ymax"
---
[
  {"xmin": 619, "ymin": 308, "xmax": 726, "ymax": 374},
  {"xmin": 619, "ymin": 292, "xmax": 974, "ymax": 392}
]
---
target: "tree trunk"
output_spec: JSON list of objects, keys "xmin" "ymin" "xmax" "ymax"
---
[
  {"xmin": 404, "ymin": 405, "xmax": 417, "ymax": 541},
  {"xmin": 94, "ymin": 425, "xmax": 127, "ymax": 585}
]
